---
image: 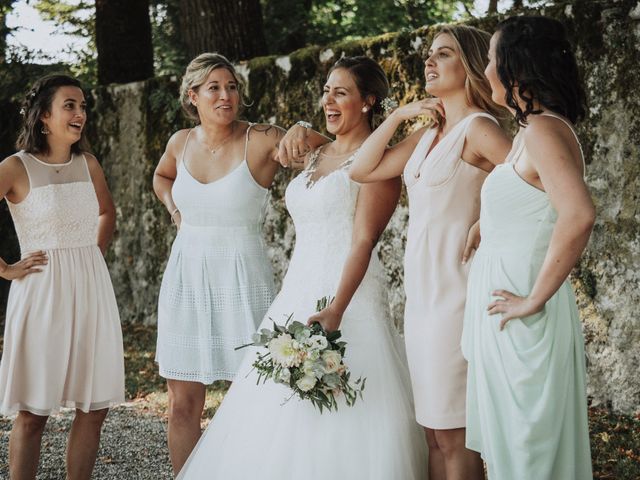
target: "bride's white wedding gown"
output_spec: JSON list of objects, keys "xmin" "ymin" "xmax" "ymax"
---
[{"xmin": 178, "ymin": 160, "xmax": 428, "ymax": 479}]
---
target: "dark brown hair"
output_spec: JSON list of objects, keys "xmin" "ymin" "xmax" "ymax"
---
[
  {"xmin": 329, "ymin": 56, "xmax": 390, "ymax": 129},
  {"xmin": 494, "ymin": 16, "xmax": 586, "ymax": 125},
  {"xmin": 16, "ymin": 74, "xmax": 90, "ymax": 155}
]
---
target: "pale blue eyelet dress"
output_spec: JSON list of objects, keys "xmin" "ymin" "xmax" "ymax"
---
[
  {"xmin": 461, "ymin": 113, "xmax": 592, "ymax": 479},
  {"xmin": 156, "ymin": 124, "xmax": 276, "ymax": 383}
]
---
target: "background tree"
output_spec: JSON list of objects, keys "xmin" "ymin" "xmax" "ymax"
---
[
  {"xmin": 0, "ymin": 0, "xmax": 16, "ymax": 63},
  {"xmin": 178, "ymin": 0, "xmax": 268, "ymax": 61},
  {"xmin": 262, "ymin": 0, "xmax": 473, "ymax": 53},
  {"xmin": 95, "ymin": 0, "xmax": 154, "ymax": 84}
]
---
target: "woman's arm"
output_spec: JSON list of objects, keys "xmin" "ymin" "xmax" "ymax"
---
[
  {"xmin": 153, "ymin": 130, "xmax": 184, "ymax": 228},
  {"xmin": 0, "ymin": 156, "xmax": 48, "ymax": 279},
  {"xmin": 277, "ymin": 124, "xmax": 331, "ymax": 169},
  {"xmin": 85, "ymin": 153, "xmax": 116, "ymax": 254},
  {"xmin": 465, "ymin": 116, "xmax": 513, "ymax": 167},
  {"xmin": 307, "ymin": 177, "xmax": 402, "ymax": 331},
  {"xmin": 488, "ymin": 118, "xmax": 595, "ymax": 329},
  {"xmin": 349, "ymin": 99, "xmax": 442, "ymax": 183}
]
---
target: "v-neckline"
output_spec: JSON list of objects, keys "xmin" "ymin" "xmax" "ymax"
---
[{"xmin": 181, "ymin": 158, "xmax": 246, "ymax": 186}]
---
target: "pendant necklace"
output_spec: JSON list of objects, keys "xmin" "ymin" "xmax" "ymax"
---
[{"xmin": 202, "ymin": 123, "xmax": 236, "ymax": 158}]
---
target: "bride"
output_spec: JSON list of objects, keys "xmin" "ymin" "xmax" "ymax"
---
[{"xmin": 177, "ymin": 56, "xmax": 428, "ymax": 479}]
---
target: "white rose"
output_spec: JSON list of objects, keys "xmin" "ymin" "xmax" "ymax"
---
[
  {"xmin": 322, "ymin": 350, "xmax": 342, "ymax": 374},
  {"xmin": 296, "ymin": 375, "xmax": 317, "ymax": 392},
  {"xmin": 305, "ymin": 335, "xmax": 328, "ymax": 351},
  {"xmin": 268, "ymin": 334, "xmax": 303, "ymax": 368}
]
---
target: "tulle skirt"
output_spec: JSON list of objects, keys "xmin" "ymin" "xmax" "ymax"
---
[{"xmin": 177, "ymin": 260, "xmax": 428, "ymax": 479}]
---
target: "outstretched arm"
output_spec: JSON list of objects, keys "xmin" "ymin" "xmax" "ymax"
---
[
  {"xmin": 307, "ymin": 177, "xmax": 402, "ymax": 331},
  {"xmin": 349, "ymin": 99, "xmax": 443, "ymax": 183},
  {"xmin": 488, "ymin": 119, "xmax": 595, "ymax": 329}
]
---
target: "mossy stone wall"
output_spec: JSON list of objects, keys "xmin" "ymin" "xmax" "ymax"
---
[{"xmin": 0, "ymin": 1, "xmax": 638, "ymax": 413}]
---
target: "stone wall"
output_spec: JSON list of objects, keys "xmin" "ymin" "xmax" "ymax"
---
[{"xmin": 0, "ymin": 1, "xmax": 638, "ymax": 413}]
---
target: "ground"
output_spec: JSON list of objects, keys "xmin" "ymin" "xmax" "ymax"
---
[{"xmin": 0, "ymin": 324, "xmax": 638, "ymax": 479}]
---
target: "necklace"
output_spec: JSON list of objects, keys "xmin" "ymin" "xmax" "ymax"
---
[
  {"xmin": 200, "ymin": 123, "xmax": 236, "ymax": 158},
  {"xmin": 27, "ymin": 152, "xmax": 72, "ymax": 173}
]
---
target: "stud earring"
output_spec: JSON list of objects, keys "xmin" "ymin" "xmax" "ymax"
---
[{"xmin": 362, "ymin": 106, "xmax": 369, "ymax": 113}]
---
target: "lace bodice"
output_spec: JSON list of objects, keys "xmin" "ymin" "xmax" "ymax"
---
[
  {"xmin": 282, "ymin": 155, "xmax": 386, "ymax": 300},
  {"xmin": 7, "ymin": 151, "xmax": 98, "ymax": 253}
]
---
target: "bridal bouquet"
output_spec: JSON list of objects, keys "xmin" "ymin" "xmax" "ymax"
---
[{"xmin": 236, "ymin": 297, "xmax": 365, "ymax": 413}]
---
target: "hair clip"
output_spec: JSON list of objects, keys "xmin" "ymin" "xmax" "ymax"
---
[{"xmin": 381, "ymin": 97, "xmax": 398, "ymax": 115}]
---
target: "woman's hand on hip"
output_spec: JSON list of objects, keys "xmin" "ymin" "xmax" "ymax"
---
[
  {"xmin": 487, "ymin": 290, "xmax": 544, "ymax": 330},
  {"xmin": 0, "ymin": 251, "xmax": 48, "ymax": 280}
]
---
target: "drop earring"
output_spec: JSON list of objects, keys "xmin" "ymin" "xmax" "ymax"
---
[
  {"xmin": 41, "ymin": 125, "xmax": 50, "ymax": 135},
  {"xmin": 361, "ymin": 106, "xmax": 369, "ymax": 113}
]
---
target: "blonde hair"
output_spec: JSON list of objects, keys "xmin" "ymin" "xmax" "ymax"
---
[
  {"xmin": 179, "ymin": 52, "xmax": 247, "ymax": 122},
  {"xmin": 435, "ymin": 25, "xmax": 508, "ymax": 124}
]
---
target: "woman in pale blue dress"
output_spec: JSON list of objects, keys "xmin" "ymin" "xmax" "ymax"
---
[{"xmin": 461, "ymin": 16, "xmax": 594, "ymax": 479}]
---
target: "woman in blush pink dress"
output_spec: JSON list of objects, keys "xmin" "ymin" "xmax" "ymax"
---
[
  {"xmin": 0, "ymin": 74, "xmax": 124, "ymax": 480},
  {"xmin": 349, "ymin": 26, "xmax": 511, "ymax": 480}
]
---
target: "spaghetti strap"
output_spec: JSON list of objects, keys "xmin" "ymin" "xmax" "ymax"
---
[
  {"xmin": 243, "ymin": 123, "xmax": 255, "ymax": 162},
  {"xmin": 540, "ymin": 112, "xmax": 586, "ymax": 176},
  {"xmin": 179, "ymin": 129, "xmax": 193, "ymax": 167}
]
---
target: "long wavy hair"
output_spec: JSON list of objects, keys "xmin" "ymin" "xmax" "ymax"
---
[
  {"xmin": 16, "ymin": 74, "xmax": 91, "ymax": 155},
  {"xmin": 494, "ymin": 16, "xmax": 587, "ymax": 125},
  {"xmin": 436, "ymin": 25, "xmax": 509, "ymax": 124}
]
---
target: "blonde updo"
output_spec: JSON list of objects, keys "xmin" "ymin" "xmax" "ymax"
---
[{"xmin": 179, "ymin": 53, "xmax": 247, "ymax": 122}]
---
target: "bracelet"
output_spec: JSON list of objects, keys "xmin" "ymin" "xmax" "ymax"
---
[
  {"xmin": 170, "ymin": 208, "xmax": 179, "ymax": 224},
  {"xmin": 295, "ymin": 120, "xmax": 312, "ymax": 134}
]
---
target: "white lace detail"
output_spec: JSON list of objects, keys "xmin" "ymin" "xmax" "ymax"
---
[
  {"xmin": 8, "ymin": 182, "xmax": 98, "ymax": 252},
  {"xmin": 162, "ymin": 284, "xmax": 274, "ymax": 313}
]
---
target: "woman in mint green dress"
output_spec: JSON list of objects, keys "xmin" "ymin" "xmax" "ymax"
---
[{"xmin": 461, "ymin": 16, "xmax": 594, "ymax": 479}]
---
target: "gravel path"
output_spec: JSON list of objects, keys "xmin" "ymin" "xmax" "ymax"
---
[{"xmin": 0, "ymin": 403, "xmax": 173, "ymax": 479}]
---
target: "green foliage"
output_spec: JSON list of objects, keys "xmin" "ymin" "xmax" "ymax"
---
[
  {"xmin": 307, "ymin": 0, "xmax": 471, "ymax": 44},
  {"xmin": 33, "ymin": 0, "xmax": 96, "ymax": 83},
  {"xmin": 261, "ymin": 0, "xmax": 472, "ymax": 55},
  {"xmin": 149, "ymin": 0, "xmax": 187, "ymax": 77}
]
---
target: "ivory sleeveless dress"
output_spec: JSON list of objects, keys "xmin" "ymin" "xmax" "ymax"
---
[
  {"xmin": 403, "ymin": 112, "xmax": 495, "ymax": 429},
  {"xmin": 0, "ymin": 151, "xmax": 124, "ymax": 416},
  {"xmin": 177, "ymin": 152, "xmax": 427, "ymax": 479},
  {"xmin": 461, "ymin": 114, "xmax": 592, "ymax": 479},
  {"xmin": 156, "ymin": 125, "xmax": 275, "ymax": 383}
]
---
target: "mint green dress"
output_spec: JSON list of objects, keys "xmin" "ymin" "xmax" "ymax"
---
[{"xmin": 461, "ymin": 113, "xmax": 592, "ymax": 479}]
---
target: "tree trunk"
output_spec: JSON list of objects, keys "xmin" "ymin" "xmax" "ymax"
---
[
  {"xmin": 178, "ymin": 0, "xmax": 268, "ymax": 61},
  {"xmin": 487, "ymin": 0, "xmax": 499, "ymax": 14},
  {"xmin": 0, "ymin": 0, "xmax": 16, "ymax": 63},
  {"xmin": 95, "ymin": 0, "xmax": 154, "ymax": 85}
]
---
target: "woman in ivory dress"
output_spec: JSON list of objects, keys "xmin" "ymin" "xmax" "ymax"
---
[
  {"xmin": 177, "ymin": 56, "xmax": 427, "ymax": 480},
  {"xmin": 347, "ymin": 26, "xmax": 511, "ymax": 480},
  {"xmin": 0, "ymin": 74, "xmax": 124, "ymax": 480},
  {"xmin": 152, "ymin": 53, "xmax": 314, "ymax": 474},
  {"xmin": 462, "ymin": 16, "xmax": 593, "ymax": 479}
]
